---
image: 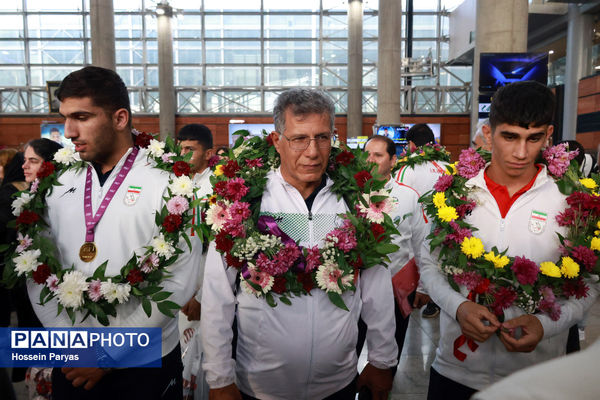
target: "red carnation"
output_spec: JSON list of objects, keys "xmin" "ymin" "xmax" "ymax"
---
[
  {"xmin": 335, "ymin": 151, "xmax": 355, "ymax": 166},
  {"xmin": 562, "ymin": 278, "xmax": 589, "ymax": 299},
  {"xmin": 511, "ymin": 256, "xmax": 539, "ymax": 286},
  {"xmin": 17, "ymin": 210, "xmax": 39, "ymax": 226},
  {"xmin": 297, "ymin": 272, "xmax": 314, "ymax": 293},
  {"xmin": 571, "ymin": 245, "xmax": 598, "ymax": 272},
  {"xmin": 489, "ymin": 286, "xmax": 517, "ymax": 316},
  {"xmin": 474, "ymin": 278, "xmax": 490, "ymax": 295},
  {"xmin": 214, "ymin": 181, "xmax": 228, "ymax": 196},
  {"xmin": 272, "ymin": 276, "xmax": 287, "ymax": 294},
  {"xmin": 172, "ymin": 161, "xmax": 191, "ymax": 177},
  {"xmin": 32, "ymin": 264, "xmax": 51, "ymax": 285},
  {"xmin": 126, "ymin": 268, "xmax": 144, "ymax": 285},
  {"xmin": 215, "ymin": 232, "xmax": 234, "ymax": 253},
  {"xmin": 370, "ymin": 223, "xmax": 385, "ymax": 242},
  {"xmin": 224, "ymin": 178, "xmax": 249, "ymax": 202},
  {"xmin": 354, "ymin": 170, "xmax": 372, "ymax": 189},
  {"xmin": 135, "ymin": 132, "xmax": 153, "ymax": 148},
  {"xmin": 222, "ymin": 160, "xmax": 240, "ymax": 178},
  {"xmin": 162, "ymin": 214, "xmax": 183, "ymax": 233},
  {"xmin": 266, "ymin": 133, "xmax": 274, "ymax": 146},
  {"xmin": 225, "ymin": 253, "xmax": 245, "ymax": 269},
  {"xmin": 350, "ymin": 255, "xmax": 364, "ymax": 269},
  {"xmin": 37, "ymin": 161, "xmax": 55, "ymax": 179}
]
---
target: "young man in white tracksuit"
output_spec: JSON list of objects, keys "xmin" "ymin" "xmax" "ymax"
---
[
  {"xmin": 420, "ymin": 81, "xmax": 598, "ymax": 399},
  {"xmin": 200, "ymin": 89, "xmax": 397, "ymax": 400}
]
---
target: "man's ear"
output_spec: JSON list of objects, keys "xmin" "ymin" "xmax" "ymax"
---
[
  {"xmin": 545, "ymin": 125, "xmax": 554, "ymax": 147},
  {"xmin": 113, "ymin": 108, "xmax": 129, "ymax": 131},
  {"xmin": 204, "ymin": 148, "xmax": 215, "ymax": 161},
  {"xmin": 391, "ymin": 154, "xmax": 397, "ymax": 165},
  {"xmin": 271, "ymin": 131, "xmax": 282, "ymax": 155},
  {"xmin": 482, "ymin": 124, "xmax": 492, "ymax": 147}
]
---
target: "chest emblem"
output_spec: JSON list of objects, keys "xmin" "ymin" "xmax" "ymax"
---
[
  {"xmin": 124, "ymin": 185, "xmax": 142, "ymax": 205},
  {"xmin": 528, "ymin": 210, "xmax": 547, "ymax": 234}
]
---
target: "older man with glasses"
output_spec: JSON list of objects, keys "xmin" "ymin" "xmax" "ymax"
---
[{"xmin": 201, "ymin": 88, "xmax": 397, "ymax": 400}]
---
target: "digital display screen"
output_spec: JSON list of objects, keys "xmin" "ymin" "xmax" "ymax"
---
[{"xmin": 479, "ymin": 52, "xmax": 548, "ymax": 93}]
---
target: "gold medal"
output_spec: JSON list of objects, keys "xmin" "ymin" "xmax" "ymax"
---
[{"xmin": 79, "ymin": 242, "xmax": 97, "ymax": 263}]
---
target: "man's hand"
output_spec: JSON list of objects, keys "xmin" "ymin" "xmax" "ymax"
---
[
  {"xmin": 499, "ymin": 314, "xmax": 544, "ymax": 352},
  {"xmin": 209, "ymin": 383, "xmax": 243, "ymax": 400},
  {"xmin": 456, "ymin": 301, "xmax": 500, "ymax": 342},
  {"xmin": 412, "ymin": 292, "xmax": 431, "ymax": 309},
  {"xmin": 181, "ymin": 296, "xmax": 201, "ymax": 321},
  {"xmin": 61, "ymin": 367, "xmax": 107, "ymax": 390},
  {"xmin": 356, "ymin": 363, "xmax": 393, "ymax": 400}
]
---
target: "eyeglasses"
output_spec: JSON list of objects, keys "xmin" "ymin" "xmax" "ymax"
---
[{"xmin": 279, "ymin": 132, "xmax": 332, "ymax": 151}]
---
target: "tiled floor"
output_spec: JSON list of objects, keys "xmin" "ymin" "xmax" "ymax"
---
[{"xmin": 10, "ymin": 299, "xmax": 600, "ymax": 399}]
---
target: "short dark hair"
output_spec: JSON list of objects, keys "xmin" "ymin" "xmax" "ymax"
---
[
  {"xmin": 26, "ymin": 138, "xmax": 63, "ymax": 162},
  {"xmin": 406, "ymin": 124, "xmax": 435, "ymax": 147},
  {"xmin": 50, "ymin": 127, "xmax": 60, "ymax": 133},
  {"xmin": 273, "ymin": 88, "xmax": 335, "ymax": 134},
  {"xmin": 55, "ymin": 66, "xmax": 131, "ymax": 129},
  {"xmin": 489, "ymin": 81, "xmax": 555, "ymax": 130},
  {"xmin": 365, "ymin": 135, "xmax": 396, "ymax": 159},
  {"xmin": 177, "ymin": 124, "xmax": 213, "ymax": 149}
]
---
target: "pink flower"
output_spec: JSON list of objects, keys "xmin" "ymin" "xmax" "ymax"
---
[
  {"xmin": 223, "ymin": 220, "xmax": 246, "ymax": 238},
  {"xmin": 305, "ymin": 246, "xmax": 321, "ymax": 272},
  {"xmin": 46, "ymin": 274, "xmax": 59, "ymax": 293},
  {"xmin": 16, "ymin": 232, "xmax": 33, "ymax": 253},
  {"xmin": 453, "ymin": 271, "xmax": 485, "ymax": 292},
  {"xmin": 161, "ymin": 152, "xmax": 176, "ymax": 163},
  {"xmin": 456, "ymin": 197, "xmax": 476, "ymax": 218},
  {"xmin": 208, "ymin": 155, "xmax": 220, "ymax": 168},
  {"xmin": 166, "ymin": 195, "xmax": 189, "ymax": 215},
  {"xmin": 273, "ymin": 243, "xmax": 302, "ymax": 270},
  {"xmin": 140, "ymin": 254, "xmax": 160, "ymax": 273},
  {"xmin": 511, "ymin": 256, "xmax": 539, "ymax": 286},
  {"xmin": 228, "ymin": 201, "xmax": 251, "ymax": 224},
  {"xmin": 562, "ymin": 278, "xmax": 589, "ymax": 299},
  {"xmin": 490, "ymin": 286, "xmax": 518, "ymax": 316},
  {"xmin": 206, "ymin": 201, "xmax": 230, "ymax": 231},
  {"xmin": 246, "ymin": 158, "xmax": 264, "ymax": 168},
  {"xmin": 434, "ymin": 175, "xmax": 453, "ymax": 192},
  {"xmin": 571, "ymin": 245, "xmax": 597, "ymax": 272},
  {"xmin": 326, "ymin": 219, "xmax": 357, "ymax": 253},
  {"xmin": 358, "ymin": 190, "xmax": 396, "ymax": 223},
  {"xmin": 225, "ymin": 178, "xmax": 249, "ymax": 202},
  {"xmin": 445, "ymin": 221, "xmax": 473, "ymax": 244},
  {"xmin": 538, "ymin": 286, "xmax": 561, "ymax": 321},
  {"xmin": 30, "ymin": 179, "xmax": 40, "ymax": 193},
  {"xmin": 88, "ymin": 279, "xmax": 103, "ymax": 302},
  {"xmin": 543, "ymin": 143, "xmax": 578, "ymax": 178},
  {"xmin": 457, "ymin": 148, "xmax": 486, "ymax": 178}
]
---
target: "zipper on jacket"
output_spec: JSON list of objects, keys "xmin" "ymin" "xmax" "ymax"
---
[{"xmin": 308, "ymin": 210, "xmax": 313, "ymax": 221}]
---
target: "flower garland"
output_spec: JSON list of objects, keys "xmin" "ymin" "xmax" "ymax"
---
[
  {"xmin": 421, "ymin": 144, "xmax": 600, "ymax": 323},
  {"xmin": 393, "ymin": 142, "xmax": 452, "ymax": 173},
  {"xmin": 199, "ymin": 131, "xmax": 400, "ymax": 310},
  {"xmin": 2, "ymin": 130, "xmax": 200, "ymax": 326}
]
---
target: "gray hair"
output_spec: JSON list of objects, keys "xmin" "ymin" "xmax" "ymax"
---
[{"xmin": 273, "ymin": 88, "xmax": 335, "ymax": 134}]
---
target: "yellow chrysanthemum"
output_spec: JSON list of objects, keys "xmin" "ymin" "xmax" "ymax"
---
[
  {"xmin": 437, "ymin": 206, "xmax": 458, "ymax": 222},
  {"xmin": 461, "ymin": 237, "xmax": 485, "ymax": 259},
  {"xmin": 591, "ymin": 237, "xmax": 600, "ymax": 251},
  {"xmin": 580, "ymin": 178, "xmax": 598, "ymax": 190},
  {"xmin": 445, "ymin": 162, "xmax": 458, "ymax": 175},
  {"xmin": 208, "ymin": 194, "xmax": 217, "ymax": 205},
  {"xmin": 560, "ymin": 256, "xmax": 580, "ymax": 279},
  {"xmin": 433, "ymin": 192, "xmax": 447, "ymax": 208},
  {"xmin": 540, "ymin": 261, "xmax": 562, "ymax": 278},
  {"xmin": 484, "ymin": 251, "xmax": 510, "ymax": 269},
  {"xmin": 399, "ymin": 157, "xmax": 408, "ymax": 163},
  {"xmin": 214, "ymin": 164, "xmax": 225, "ymax": 176}
]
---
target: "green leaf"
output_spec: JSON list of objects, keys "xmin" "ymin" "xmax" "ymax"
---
[
  {"xmin": 66, "ymin": 307, "xmax": 76, "ymax": 325},
  {"xmin": 157, "ymin": 300, "xmax": 180, "ymax": 317},
  {"xmin": 327, "ymin": 292, "xmax": 349, "ymax": 311},
  {"xmin": 182, "ymin": 232, "xmax": 192, "ymax": 251},
  {"xmin": 141, "ymin": 285, "xmax": 162, "ymax": 295},
  {"xmin": 0, "ymin": 243, "xmax": 9, "ymax": 253},
  {"xmin": 374, "ymin": 243, "xmax": 399, "ymax": 255},
  {"xmin": 57, "ymin": 303, "xmax": 64, "ymax": 317},
  {"xmin": 142, "ymin": 297, "xmax": 152, "ymax": 317},
  {"xmin": 279, "ymin": 296, "xmax": 292, "ymax": 306},
  {"xmin": 152, "ymin": 291, "xmax": 172, "ymax": 302},
  {"xmin": 265, "ymin": 292, "xmax": 276, "ymax": 307},
  {"xmin": 92, "ymin": 261, "xmax": 108, "ymax": 280}
]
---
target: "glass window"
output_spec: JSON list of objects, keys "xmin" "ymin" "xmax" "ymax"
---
[
  {"xmin": 175, "ymin": 67, "xmax": 203, "ymax": 86},
  {"xmin": 265, "ymin": 40, "xmax": 314, "ymax": 64},
  {"xmin": 147, "ymin": 67, "xmax": 159, "ymax": 86},
  {"xmin": 206, "ymin": 67, "xmax": 260, "ymax": 86},
  {"xmin": 412, "ymin": 40, "xmax": 436, "ymax": 58},
  {"xmin": 145, "ymin": 15, "xmax": 157, "ymax": 39},
  {"xmin": 0, "ymin": 68, "xmax": 26, "ymax": 85},
  {"xmin": 363, "ymin": 0, "xmax": 379, "ymax": 13},
  {"xmin": 0, "ymin": 0, "xmax": 22, "ymax": 11},
  {"xmin": 26, "ymin": 0, "xmax": 84, "ymax": 11},
  {"xmin": 205, "ymin": 91, "xmax": 262, "ymax": 113},
  {"xmin": 146, "ymin": 41, "xmax": 158, "ymax": 64},
  {"xmin": 29, "ymin": 40, "xmax": 85, "ymax": 64},
  {"xmin": 363, "ymin": 14, "xmax": 378, "ymax": 39},
  {"xmin": 413, "ymin": 15, "xmax": 437, "ymax": 38},
  {"xmin": 27, "ymin": 14, "xmax": 84, "ymax": 39},
  {"xmin": 169, "ymin": 0, "xmax": 201, "ymax": 11},
  {"xmin": 363, "ymin": 67, "xmax": 377, "ymax": 86},
  {"xmin": 363, "ymin": 40, "xmax": 377, "ymax": 64},
  {"xmin": 204, "ymin": 0, "xmax": 261, "ymax": 11},
  {"xmin": 114, "ymin": 15, "xmax": 143, "ymax": 39},
  {"xmin": 322, "ymin": 66, "xmax": 347, "ymax": 86},
  {"xmin": 117, "ymin": 67, "xmax": 145, "ymax": 86},
  {"xmin": 174, "ymin": 41, "xmax": 202, "ymax": 64},
  {"xmin": 178, "ymin": 91, "xmax": 202, "ymax": 113},
  {"xmin": 113, "ymin": 0, "xmax": 143, "ymax": 11},
  {"xmin": 206, "ymin": 41, "xmax": 261, "ymax": 64},
  {"xmin": 362, "ymin": 91, "xmax": 377, "ymax": 113},
  {"xmin": 115, "ymin": 41, "xmax": 144, "ymax": 64},
  {"xmin": 323, "ymin": 15, "xmax": 347, "ymax": 39},
  {"xmin": 264, "ymin": 67, "xmax": 317, "ymax": 86},
  {"xmin": 441, "ymin": 0, "xmax": 466, "ymax": 11},
  {"xmin": 0, "ymin": 15, "xmax": 23, "ymax": 38},
  {"xmin": 327, "ymin": 90, "xmax": 347, "ymax": 112},
  {"xmin": 0, "ymin": 41, "xmax": 25, "ymax": 63},
  {"xmin": 414, "ymin": 0, "xmax": 439, "ymax": 12},
  {"xmin": 173, "ymin": 15, "xmax": 202, "ymax": 39},
  {"xmin": 264, "ymin": 0, "xmax": 320, "ymax": 11},
  {"xmin": 323, "ymin": 41, "xmax": 348, "ymax": 64},
  {"xmin": 30, "ymin": 67, "xmax": 74, "ymax": 86},
  {"xmin": 322, "ymin": 0, "xmax": 347, "ymax": 11},
  {"xmin": 265, "ymin": 14, "xmax": 316, "ymax": 38}
]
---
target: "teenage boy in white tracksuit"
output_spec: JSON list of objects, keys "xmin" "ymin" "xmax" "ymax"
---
[{"xmin": 420, "ymin": 81, "xmax": 598, "ymax": 400}]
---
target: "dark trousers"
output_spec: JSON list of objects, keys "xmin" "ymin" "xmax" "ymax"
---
[
  {"xmin": 241, "ymin": 376, "xmax": 358, "ymax": 400},
  {"xmin": 52, "ymin": 344, "xmax": 183, "ymax": 400},
  {"xmin": 427, "ymin": 367, "xmax": 477, "ymax": 400},
  {"xmin": 356, "ymin": 290, "xmax": 414, "ymax": 376}
]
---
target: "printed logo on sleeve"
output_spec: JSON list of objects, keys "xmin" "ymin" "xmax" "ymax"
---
[
  {"xmin": 124, "ymin": 185, "xmax": 142, "ymax": 206},
  {"xmin": 528, "ymin": 210, "xmax": 547, "ymax": 234}
]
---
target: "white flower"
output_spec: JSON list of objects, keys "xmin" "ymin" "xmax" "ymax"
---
[
  {"xmin": 11, "ymin": 192, "xmax": 34, "ymax": 216},
  {"xmin": 232, "ymin": 142, "xmax": 248, "ymax": 158},
  {"xmin": 56, "ymin": 270, "xmax": 88, "ymax": 309},
  {"xmin": 168, "ymin": 176, "xmax": 194, "ymax": 197},
  {"xmin": 53, "ymin": 147, "xmax": 77, "ymax": 165},
  {"xmin": 151, "ymin": 234, "xmax": 175, "ymax": 258},
  {"xmin": 148, "ymin": 139, "xmax": 166, "ymax": 158},
  {"xmin": 315, "ymin": 262, "xmax": 352, "ymax": 294},
  {"xmin": 100, "ymin": 279, "xmax": 131, "ymax": 304},
  {"xmin": 13, "ymin": 249, "xmax": 41, "ymax": 276}
]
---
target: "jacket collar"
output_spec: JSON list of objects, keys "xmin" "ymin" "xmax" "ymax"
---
[{"xmin": 271, "ymin": 167, "xmax": 333, "ymax": 194}]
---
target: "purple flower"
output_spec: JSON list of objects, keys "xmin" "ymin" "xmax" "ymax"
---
[
  {"xmin": 538, "ymin": 286, "xmax": 561, "ymax": 321},
  {"xmin": 326, "ymin": 219, "xmax": 357, "ymax": 253},
  {"xmin": 456, "ymin": 197, "xmax": 476, "ymax": 218},
  {"xmin": 543, "ymin": 143, "xmax": 578, "ymax": 178},
  {"xmin": 571, "ymin": 245, "xmax": 598, "ymax": 272},
  {"xmin": 140, "ymin": 254, "xmax": 160, "ymax": 273},
  {"xmin": 457, "ymin": 148, "xmax": 486, "ymax": 178},
  {"xmin": 445, "ymin": 221, "xmax": 473, "ymax": 244},
  {"xmin": 30, "ymin": 179, "xmax": 40, "ymax": 193},
  {"xmin": 207, "ymin": 155, "xmax": 220, "ymax": 168},
  {"xmin": 161, "ymin": 152, "xmax": 176, "ymax": 163},
  {"xmin": 511, "ymin": 256, "xmax": 539, "ymax": 286},
  {"xmin": 166, "ymin": 195, "xmax": 189, "ymax": 215},
  {"xmin": 256, "ymin": 245, "xmax": 300, "ymax": 276},
  {"xmin": 434, "ymin": 175, "xmax": 454, "ymax": 192},
  {"xmin": 453, "ymin": 271, "xmax": 485, "ymax": 291},
  {"xmin": 305, "ymin": 246, "xmax": 321, "ymax": 272},
  {"xmin": 16, "ymin": 232, "xmax": 33, "ymax": 253},
  {"xmin": 88, "ymin": 279, "xmax": 103, "ymax": 302},
  {"xmin": 246, "ymin": 158, "xmax": 264, "ymax": 168}
]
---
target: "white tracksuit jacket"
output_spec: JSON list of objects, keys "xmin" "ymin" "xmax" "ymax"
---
[
  {"xmin": 419, "ymin": 165, "xmax": 599, "ymax": 390},
  {"xmin": 27, "ymin": 147, "xmax": 202, "ymax": 358},
  {"xmin": 200, "ymin": 168, "xmax": 397, "ymax": 400}
]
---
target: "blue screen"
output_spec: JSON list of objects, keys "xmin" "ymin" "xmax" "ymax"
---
[{"xmin": 479, "ymin": 52, "xmax": 548, "ymax": 93}]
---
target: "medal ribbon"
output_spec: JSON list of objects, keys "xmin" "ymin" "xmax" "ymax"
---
[
  {"xmin": 453, "ymin": 290, "xmax": 480, "ymax": 361},
  {"xmin": 84, "ymin": 147, "xmax": 139, "ymax": 243}
]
